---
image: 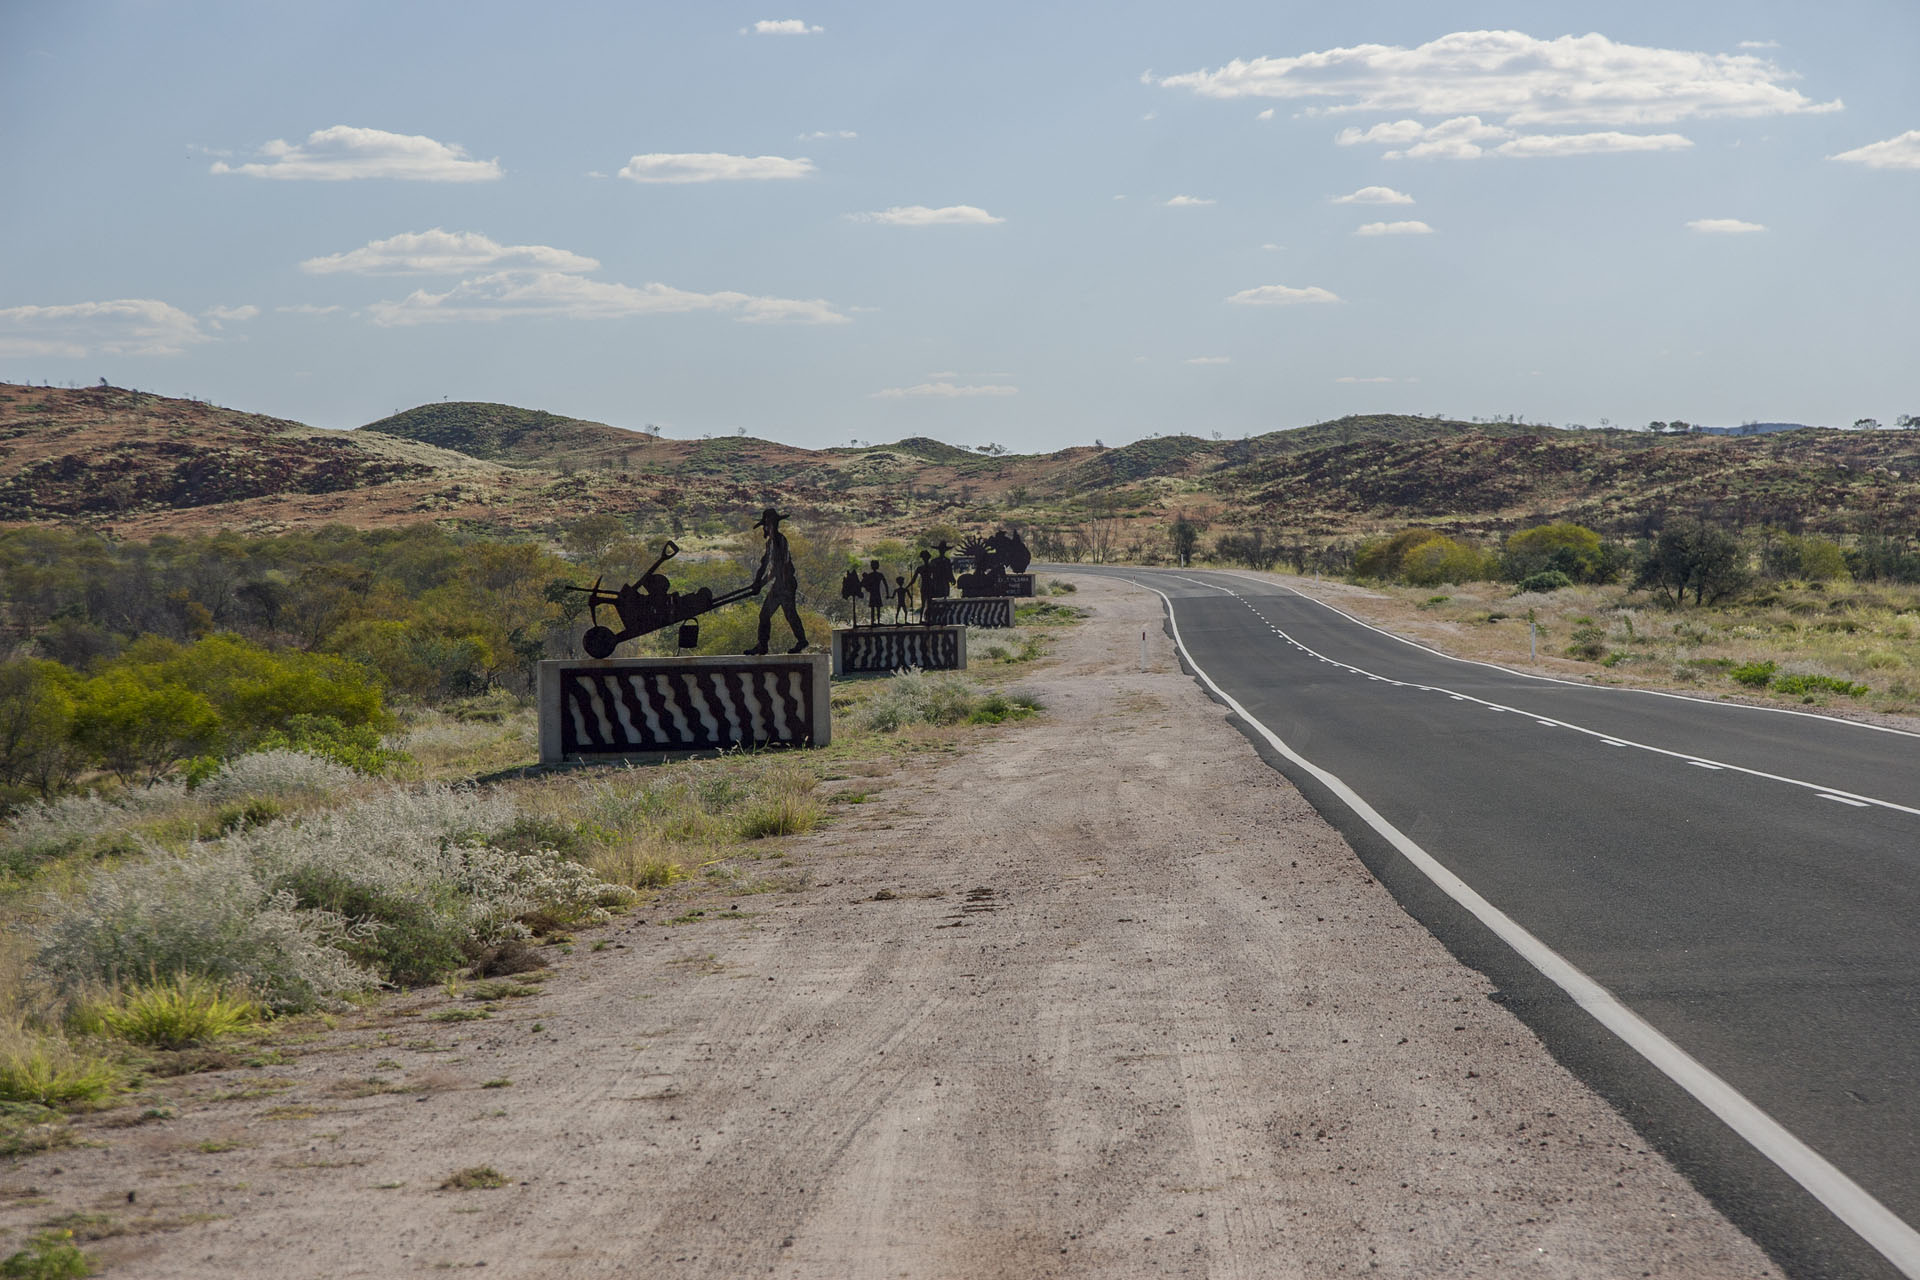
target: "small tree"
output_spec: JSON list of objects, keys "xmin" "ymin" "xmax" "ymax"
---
[
  {"xmin": 1170, "ymin": 514, "xmax": 1199, "ymax": 567},
  {"xmin": 1634, "ymin": 519, "xmax": 1748, "ymax": 606}
]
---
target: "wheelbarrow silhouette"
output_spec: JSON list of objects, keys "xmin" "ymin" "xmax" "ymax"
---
[{"xmin": 565, "ymin": 540, "xmax": 764, "ymax": 659}]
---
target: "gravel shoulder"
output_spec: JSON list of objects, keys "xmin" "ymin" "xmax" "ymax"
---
[{"xmin": 8, "ymin": 575, "xmax": 1783, "ymax": 1278}]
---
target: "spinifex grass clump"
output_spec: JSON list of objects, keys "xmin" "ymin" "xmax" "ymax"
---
[
  {"xmin": 853, "ymin": 669, "xmax": 1043, "ymax": 732},
  {"xmin": 76, "ymin": 973, "xmax": 261, "ymax": 1050},
  {"xmin": 563, "ymin": 756, "xmax": 823, "ymax": 886},
  {"xmin": 0, "ymin": 1026, "xmax": 119, "ymax": 1108},
  {"xmin": 33, "ymin": 784, "xmax": 634, "ymax": 1010}
]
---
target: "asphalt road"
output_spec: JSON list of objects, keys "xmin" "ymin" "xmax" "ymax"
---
[{"xmin": 1056, "ymin": 564, "xmax": 1920, "ymax": 1280}]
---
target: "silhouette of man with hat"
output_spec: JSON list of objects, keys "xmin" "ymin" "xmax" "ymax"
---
[{"xmin": 745, "ymin": 507, "xmax": 809, "ymax": 654}]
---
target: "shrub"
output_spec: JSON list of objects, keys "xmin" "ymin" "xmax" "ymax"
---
[
  {"xmin": 251, "ymin": 715, "xmax": 407, "ymax": 776},
  {"xmin": 193, "ymin": 750, "xmax": 358, "ymax": 805},
  {"xmin": 1402, "ymin": 536, "xmax": 1492, "ymax": 587},
  {"xmin": 33, "ymin": 848, "xmax": 377, "ymax": 1011},
  {"xmin": 1501, "ymin": 523, "xmax": 1623, "ymax": 584},
  {"xmin": 854, "ymin": 670, "xmax": 985, "ymax": 731},
  {"xmin": 82, "ymin": 973, "xmax": 261, "ymax": 1049},
  {"xmin": 0, "ymin": 1029, "xmax": 119, "ymax": 1108},
  {"xmin": 0, "ymin": 1229, "xmax": 93, "ymax": 1279},
  {"xmin": 1564, "ymin": 626, "xmax": 1607, "ymax": 661},
  {"xmin": 0, "ymin": 787, "xmax": 187, "ymax": 880},
  {"xmin": 1730, "ymin": 660, "xmax": 1777, "ymax": 688},
  {"xmin": 968, "ymin": 691, "xmax": 1043, "ymax": 724},
  {"xmin": 1518, "ymin": 569, "xmax": 1574, "ymax": 593},
  {"xmin": 1772, "ymin": 674, "xmax": 1867, "ymax": 697}
]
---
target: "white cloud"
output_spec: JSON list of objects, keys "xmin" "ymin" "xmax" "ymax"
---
[
  {"xmin": 799, "ymin": 130, "xmax": 857, "ymax": 140},
  {"xmin": 1687, "ymin": 218, "xmax": 1766, "ymax": 233},
  {"xmin": 1165, "ymin": 195, "xmax": 1216, "ymax": 207},
  {"xmin": 746, "ymin": 19, "xmax": 821, "ymax": 34},
  {"xmin": 202, "ymin": 304, "xmax": 260, "ymax": 327},
  {"xmin": 276, "ymin": 304, "xmax": 343, "ymax": 316},
  {"xmin": 0, "ymin": 299, "xmax": 209, "ymax": 357},
  {"xmin": 848, "ymin": 204, "xmax": 1004, "ymax": 226},
  {"xmin": 1496, "ymin": 130, "xmax": 1693, "ymax": 156},
  {"xmin": 1260, "ymin": 242, "xmax": 1284, "ymax": 251},
  {"xmin": 1256, "ymin": 108, "xmax": 1274, "ymax": 120},
  {"xmin": 1336, "ymin": 375, "xmax": 1397, "ymax": 383},
  {"xmin": 367, "ymin": 272, "xmax": 848, "ymax": 326},
  {"xmin": 871, "ymin": 381, "xmax": 1018, "ymax": 398},
  {"xmin": 301, "ymin": 229, "xmax": 600, "ymax": 276},
  {"xmin": 1829, "ymin": 129, "xmax": 1920, "ymax": 170},
  {"xmin": 585, "ymin": 170, "xmax": 608, "ymax": 179},
  {"xmin": 618, "ymin": 153, "xmax": 814, "ymax": 183},
  {"xmin": 211, "ymin": 126, "xmax": 501, "ymax": 181},
  {"xmin": 1355, "ymin": 220, "xmax": 1434, "ymax": 235},
  {"xmin": 1737, "ymin": 40, "xmax": 1780, "ymax": 50},
  {"xmin": 1338, "ymin": 115, "xmax": 1692, "ymax": 159},
  {"xmin": 1226, "ymin": 284, "xmax": 1342, "ymax": 306},
  {"xmin": 1186, "ymin": 356, "xmax": 1231, "ymax": 365},
  {"xmin": 1333, "ymin": 185, "xmax": 1415, "ymax": 204},
  {"xmin": 1158, "ymin": 30, "xmax": 1840, "ymax": 126}
]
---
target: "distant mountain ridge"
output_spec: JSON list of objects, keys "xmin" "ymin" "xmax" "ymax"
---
[{"xmin": 1, "ymin": 383, "xmax": 1915, "ymax": 543}]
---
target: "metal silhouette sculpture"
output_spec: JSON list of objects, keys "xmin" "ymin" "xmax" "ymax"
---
[
  {"xmin": 892, "ymin": 575, "xmax": 913, "ymax": 624},
  {"xmin": 745, "ymin": 507, "xmax": 810, "ymax": 655},
  {"xmin": 568, "ymin": 539, "xmax": 762, "ymax": 659},
  {"xmin": 860, "ymin": 560, "xmax": 888, "ymax": 627},
  {"xmin": 916, "ymin": 542, "xmax": 956, "ymax": 606},
  {"xmin": 956, "ymin": 530, "xmax": 1031, "ymax": 597}
]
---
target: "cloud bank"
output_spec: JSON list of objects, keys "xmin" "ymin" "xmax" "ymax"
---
[
  {"xmin": 1687, "ymin": 218, "xmax": 1766, "ymax": 233},
  {"xmin": 746, "ymin": 19, "xmax": 821, "ymax": 34},
  {"xmin": 848, "ymin": 205, "xmax": 1004, "ymax": 226},
  {"xmin": 212, "ymin": 126, "xmax": 501, "ymax": 181},
  {"xmin": 1355, "ymin": 220, "xmax": 1433, "ymax": 235},
  {"xmin": 1158, "ymin": 30, "xmax": 1840, "ymax": 126},
  {"xmin": 1226, "ymin": 285, "xmax": 1341, "ymax": 306},
  {"xmin": 0, "ymin": 299, "xmax": 209, "ymax": 357},
  {"xmin": 1337, "ymin": 115, "xmax": 1693, "ymax": 159},
  {"xmin": 302, "ymin": 229, "xmax": 601, "ymax": 276},
  {"xmin": 369, "ymin": 273, "xmax": 848, "ymax": 327},
  {"xmin": 1830, "ymin": 129, "xmax": 1920, "ymax": 170},
  {"xmin": 618, "ymin": 153, "xmax": 814, "ymax": 183},
  {"xmin": 1333, "ymin": 185, "xmax": 1414, "ymax": 204}
]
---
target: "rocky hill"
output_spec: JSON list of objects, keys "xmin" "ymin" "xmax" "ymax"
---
[{"xmin": 2, "ymin": 382, "xmax": 1915, "ymax": 545}]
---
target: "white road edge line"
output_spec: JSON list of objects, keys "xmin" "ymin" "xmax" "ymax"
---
[
  {"xmin": 1192, "ymin": 567, "xmax": 1920, "ymax": 743},
  {"xmin": 1127, "ymin": 575, "xmax": 1920, "ymax": 1278},
  {"xmin": 1165, "ymin": 573, "xmax": 1919, "ymax": 818}
]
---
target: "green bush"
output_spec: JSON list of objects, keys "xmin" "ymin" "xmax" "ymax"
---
[
  {"xmin": 1519, "ymin": 569, "xmax": 1574, "ymax": 593},
  {"xmin": 0, "ymin": 1229, "xmax": 93, "ymax": 1279},
  {"xmin": 1772, "ymin": 674, "xmax": 1866, "ymax": 697},
  {"xmin": 1730, "ymin": 660, "xmax": 1777, "ymax": 688},
  {"xmin": 82, "ymin": 973, "xmax": 261, "ymax": 1049},
  {"xmin": 854, "ymin": 671, "xmax": 985, "ymax": 731},
  {"xmin": 0, "ymin": 1034, "xmax": 119, "ymax": 1108},
  {"xmin": 967, "ymin": 691, "xmax": 1043, "ymax": 724},
  {"xmin": 1564, "ymin": 626, "xmax": 1607, "ymax": 660}
]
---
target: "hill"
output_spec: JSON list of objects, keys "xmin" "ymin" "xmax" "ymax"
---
[{"xmin": 2, "ymin": 384, "xmax": 1915, "ymax": 550}]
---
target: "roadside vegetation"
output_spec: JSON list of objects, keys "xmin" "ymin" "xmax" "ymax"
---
[
  {"xmin": 0, "ymin": 514, "xmax": 1073, "ymax": 1249},
  {"xmin": 1213, "ymin": 519, "xmax": 1917, "ymax": 713}
]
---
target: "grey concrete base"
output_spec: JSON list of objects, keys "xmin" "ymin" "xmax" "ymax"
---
[
  {"xmin": 831, "ymin": 625, "xmax": 967, "ymax": 676},
  {"xmin": 926, "ymin": 596, "xmax": 1017, "ymax": 628},
  {"xmin": 537, "ymin": 654, "xmax": 829, "ymax": 761}
]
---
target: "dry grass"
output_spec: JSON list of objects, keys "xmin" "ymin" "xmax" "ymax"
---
[{"xmin": 1299, "ymin": 576, "xmax": 1920, "ymax": 713}]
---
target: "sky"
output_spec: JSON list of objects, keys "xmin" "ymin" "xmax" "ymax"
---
[{"xmin": 2, "ymin": 1, "xmax": 1916, "ymax": 450}]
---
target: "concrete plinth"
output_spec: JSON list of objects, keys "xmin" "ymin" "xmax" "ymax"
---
[
  {"xmin": 538, "ymin": 654, "xmax": 829, "ymax": 762},
  {"xmin": 925, "ymin": 597, "xmax": 1016, "ymax": 628},
  {"xmin": 831, "ymin": 625, "xmax": 967, "ymax": 676}
]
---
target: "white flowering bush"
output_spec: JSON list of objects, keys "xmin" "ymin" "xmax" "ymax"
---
[
  {"xmin": 193, "ymin": 750, "xmax": 357, "ymax": 806},
  {"xmin": 33, "ymin": 783, "xmax": 633, "ymax": 1008},
  {"xmin": 854, "ymin": 669, "xmax": 985, "ymax": 732},
  {"xmin": 1, "ymin": 786, "xmax": 186, "ymax": 876},
  {"xmin": 34, "ymin": 846, "xmax": 375, "ymax": 1011}
]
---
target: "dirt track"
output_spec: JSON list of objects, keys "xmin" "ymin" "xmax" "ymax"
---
[{"xmin": 17, "ymin": 576, "xmax": 1782, "ymax": 1277}]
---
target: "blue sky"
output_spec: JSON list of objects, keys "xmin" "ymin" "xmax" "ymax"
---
[{"xmin": 2, "ymin": 1, "xmax": 1915, "ymax": 449}]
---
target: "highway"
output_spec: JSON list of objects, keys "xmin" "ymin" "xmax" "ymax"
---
[{"xmin": 1059, "ymin": 565, "xmax": 1920, "ymax": 1280}]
